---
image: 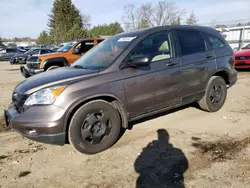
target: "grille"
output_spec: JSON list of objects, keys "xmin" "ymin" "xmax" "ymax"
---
[
  {"xmin": 235, "ymin": 56, "xmax": 250, "ymax": 60},
  {"xmin": 235, "ymin": 62, "xmax": 249, "ymax": 66},
  {"xmin": 12, "ymin": 92, "xmax": 28, "ymax": 113}
]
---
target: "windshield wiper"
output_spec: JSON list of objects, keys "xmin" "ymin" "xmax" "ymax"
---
[{"xmin": 72, "ymin": 65, "xmax": 88, "ymax": 69}]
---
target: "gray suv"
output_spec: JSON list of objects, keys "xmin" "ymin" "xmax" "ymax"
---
[{"xmin": 4, "ymin": 25, "xmax": 237, "ymax": 154}]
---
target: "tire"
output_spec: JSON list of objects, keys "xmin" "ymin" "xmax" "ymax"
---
[
  {"xmin": 68, "ymin": 100, "xmax": 121, "ymax": 154},
  {"xmin": 198, "ymin": 76, "xmax": 227, "ymax": 112},
  {"xmin": 46, "ymin": 66, "xmax": 60, "ymax": 71}
]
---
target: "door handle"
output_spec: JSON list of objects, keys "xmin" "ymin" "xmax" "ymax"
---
[
  {"xmin": 205, "ymin": 54, "xmax": 215, "ymax": 59},
  {"xmin": 166, "ymin": 62, "xmax": 177, "ymax": 67}
]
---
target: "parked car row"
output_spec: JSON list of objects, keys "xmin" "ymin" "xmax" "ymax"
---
[{"xmin": 10, "ymin": 48, "xmax": 56, "ymax": 64}]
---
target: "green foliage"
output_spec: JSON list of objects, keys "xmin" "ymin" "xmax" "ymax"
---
[
  {"xmin": 138, "ymin": 19, "xmax": 150, "ymax": 29},
  {"xmin": 36, "ymin": 31, "xmax": 52, "ymax": 45},
  {"xmin": 171, "ymin": 17, "xmax": 181, "ymax": 25},
  {"xmin": 90, "ymin": 22, "xmax": 124, "ymax": 37},
  {"xmin": 48, "ymin": 0, "xmax": 87, "ymax": 44}
]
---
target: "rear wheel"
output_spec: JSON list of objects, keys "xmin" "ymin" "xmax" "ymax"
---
[
  {"xmin": 68, "ymin": 100, "xmax": 121, "ymax": 154},
  {"xmin": 198, "ymin": 76, "xmax": 227, "ymax": 112}
]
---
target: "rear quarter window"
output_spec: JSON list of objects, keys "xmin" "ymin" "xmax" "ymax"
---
[{"xmin": 206, "ymin": 34, "xmax": 226, "ymax": 49}]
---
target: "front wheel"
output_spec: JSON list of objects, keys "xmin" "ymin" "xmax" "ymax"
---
[
  {"xmin": 198, "ymin": 76, "xmax": 227, "ymax": 112},
  {"xmin": 68, "ymin": 100, "xmax": 121, "ymax": 154}
]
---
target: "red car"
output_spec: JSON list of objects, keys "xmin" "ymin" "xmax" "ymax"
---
[{"xmin": 234, "ymin": 49, "xmax": 250, "ymax": 69}]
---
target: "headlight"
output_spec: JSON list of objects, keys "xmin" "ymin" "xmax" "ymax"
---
[{"xmin": 24, "ymin": 85, "xmax": 66, "ymax": 106}]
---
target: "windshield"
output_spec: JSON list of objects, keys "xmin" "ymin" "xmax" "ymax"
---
[
  {"xmin": 72, "ymin": 36, "xmax": 136, "ymax": 69},
  {"xmin": 24, "ymin": 49, "xmax": 35, "ymax": 55},
  {"xmin": 57, "ymin": 41, "xmax": 78, "ymax": 52}
]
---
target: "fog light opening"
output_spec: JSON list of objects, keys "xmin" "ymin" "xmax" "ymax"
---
[{"xmin": 27, "ymin": 129, "xmax": 38, "ymax": 136}]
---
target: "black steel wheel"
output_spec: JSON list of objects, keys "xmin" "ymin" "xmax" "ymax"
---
[
  {"xmin": 198, "ymin": 76, "xmax": 227, "ymax": 112},
  {"xmin": 68, "ymin": 100, "xmax": 121, "ymax": 154}
]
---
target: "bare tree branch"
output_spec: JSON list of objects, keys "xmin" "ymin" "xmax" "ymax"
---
[{"xmin": 122, "ymin": 1, "xmax": 186, "ymax": 31}]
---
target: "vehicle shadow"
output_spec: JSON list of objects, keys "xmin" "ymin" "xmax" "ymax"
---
[{"xmin": 134, "ymin": 129, "xmax": 189, "ymax": 188}]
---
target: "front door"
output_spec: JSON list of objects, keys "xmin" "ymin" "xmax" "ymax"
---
[{"xmin": 122, "ymin": 31, "xmax": 181, "ymax": 118}]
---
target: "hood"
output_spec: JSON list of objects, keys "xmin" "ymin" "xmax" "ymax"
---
[
  {"xmin": 234, "ymin": 49, "xmax": 250, "ymax": 56},
  {"xmin": 38, "ymin": 52, "xmax": 62, "ymax": 59},
  {"xmin": 15, "ymin": 67, "xmax": 99, "ymax": 94}
]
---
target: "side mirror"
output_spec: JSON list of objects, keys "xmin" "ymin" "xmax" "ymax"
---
[
  {"xmin": 127, "ymin": 57, "xmax": 150, "ymax": 68},
  {"xmin": 72, "ymin": 48, "xmax": 80, "ymax": 54}
]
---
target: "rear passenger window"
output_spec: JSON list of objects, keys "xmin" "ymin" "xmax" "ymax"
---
[
  {"xmin": 176, "ymin": 30, "xmax": 206, "ymax": 56},
  {"xmin": 207, "ymin": 35, "xmax": 225, "ymax": 49}
]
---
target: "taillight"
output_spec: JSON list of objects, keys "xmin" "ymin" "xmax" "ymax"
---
[{"xmin": 233, "ymin": 56, "xmax": 235, "ymax": 68}]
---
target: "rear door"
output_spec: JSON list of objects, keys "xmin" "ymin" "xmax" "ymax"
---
[
  {"xmin": 122, "ymin": 31, "xmax": 182, "ymax": 118},
  {"xmin": 203, "ymin": 33, "xmax": 232, "ymax": 69},
  {"xmin": 174, "ymin": 29, "xmax": 216, "ymax": 99}
]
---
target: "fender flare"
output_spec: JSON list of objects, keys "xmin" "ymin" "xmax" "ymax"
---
[
  {"xmin": 63, "ymin": 94, "xmax": 128, "ymax": 133},
  {"xmin": 43, "ymin": 57, "xmax": 69, "ymax": 70}
]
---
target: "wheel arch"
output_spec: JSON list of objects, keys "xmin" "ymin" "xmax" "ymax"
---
[
  {"xmin": 63, "ymin": 94, "xmax": 128, "ymax": 142},
  {"xmin": 43, "ymin": 57, "xmax": 69, "ymax": 70},
  {"xmin": 212, "ymin": 70, "xmax": 230, "ymax": 85}
]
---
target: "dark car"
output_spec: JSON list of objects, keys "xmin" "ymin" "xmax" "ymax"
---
[
  {"xmin": 10, "ymin": 48, "xmax": 54, "ymax": 65},
  {"xmin": 0, "ymin": 48, "xmax": 23, "ymax": 61},
  {"xmin": 4, "ymin": 25, "xmax": 237, "ymax": 155}
]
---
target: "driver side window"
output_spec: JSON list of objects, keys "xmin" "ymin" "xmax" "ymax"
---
[
  {"xmin": 74, "ymin": 43, "xmax": 81, "ymax": 53},
  {"xmin": 128, "ymin": 32, "xmax": 175, "ymax": 63},
  {"xmin": 31, "ymin": 50, "xmax": 40, "ymax": 55}
]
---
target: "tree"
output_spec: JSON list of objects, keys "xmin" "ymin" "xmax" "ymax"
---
[
  {"xmin": 138, "ymin": 19, "xmax": 150, "ymax": 28},
  {"xmin": 171, "ymin": 16, "xmax": 181, "ymax": 25},
  {"xmin": 48, "ymin": 0, "xmax": 90, "ymax": 44},
  {"xmin": 186, "ymin": 11, "xmax": 198, "ymax": 25},
  {"xmin": 36, "ymin": 31, "xmax": 52, "ymax": 45},
  {"xmin": 90, "ymin": 22, "xmax": 124, "ymax": 37},
  {"xmin": 122, "ymin": 1, "xmax": 186, "ymax": 31}
]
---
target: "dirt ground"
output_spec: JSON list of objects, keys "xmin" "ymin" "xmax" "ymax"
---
[{"xmin": 1, "ymin": 61, "xmax": 250, "ymax": 188}]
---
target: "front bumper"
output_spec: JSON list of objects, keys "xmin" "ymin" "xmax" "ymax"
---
[
  {"xmin": 4, "ymin": 103, "xmax": 66, "ymax": 145},
  {"xmin": 20, "ymin": 65, "xmax": 44, "ymax": 78},
  {"xmin": 228, "ymin": 69, "xmax": 237, "ymax": 88}
]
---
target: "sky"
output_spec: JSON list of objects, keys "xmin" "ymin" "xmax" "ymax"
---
[{"xmin": 0, "ymin": 0, "xmax": 249, "ymax": 38}]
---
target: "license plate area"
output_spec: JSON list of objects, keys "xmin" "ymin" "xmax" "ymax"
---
[{"xmin": 237, "ymin": 62, "xmax": 246, "ymax": 66}]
